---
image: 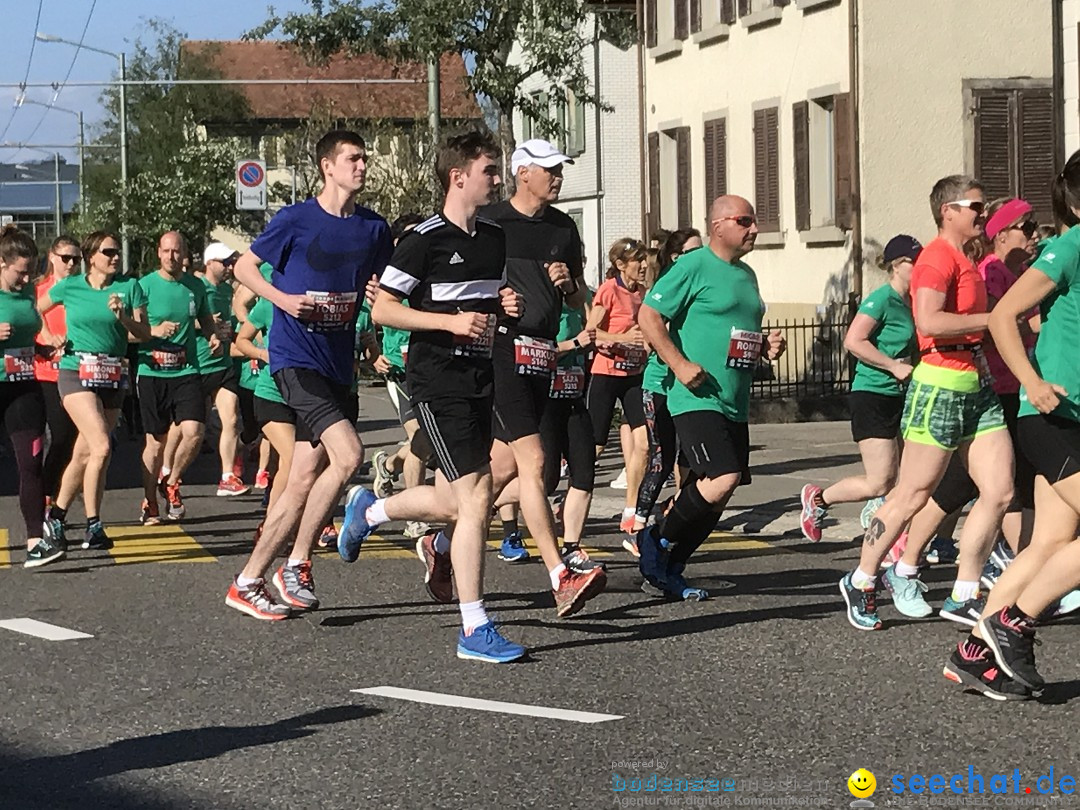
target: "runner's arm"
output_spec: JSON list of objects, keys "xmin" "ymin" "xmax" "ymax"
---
[
  {"xmin": 233, "ymin": 251, "xmax": 315, "ymax": 320},
  {"xmin": 638, "ymin": 305, "xmax": 705, "ymax": 389},
  {"xmin": 843, "ymin": 313, "xmax": 910, "ymax": 378},
  {"xmin": 232, "ymin": 284, "xmax": 258, "ymax": 323},
  {"xmin": 36, "ymin": 290, "xmax": 56, "ymax": 314},
  {"xmin": 234, "ymin": 319, "xmax": 269, "ymax": 365},
  {"xmin": 988, "ymin": 268, "xmax": 1058, "ymax": 395},
  {"xmin": 124, "ymin": 305, "xmax": 152, "ymax": 343},
  {"xmin": 371, "ymin": 289, "xmax": 486, "ymax": 338},
  {"xmin": 913, "ymin": 288, "xmax": 989, "ymax": 338}
]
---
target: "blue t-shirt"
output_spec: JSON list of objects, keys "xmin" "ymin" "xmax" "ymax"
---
[{"xmin": 251, "ymin": 197, "xmax": 392, "ymax": 385}]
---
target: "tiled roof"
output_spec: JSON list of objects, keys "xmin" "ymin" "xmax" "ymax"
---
[{"xmin": 181, "ymin": 41, "xmax": 482, "ymax": 122}]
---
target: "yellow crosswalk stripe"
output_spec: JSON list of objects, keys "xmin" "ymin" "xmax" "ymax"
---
[
  {"xmin": 106, "ymin": 524, "xmax": 217, "ymax": 565},
  {"xmin": 0, "ymin": 528, "xmax": 11, "ymax": 568}
]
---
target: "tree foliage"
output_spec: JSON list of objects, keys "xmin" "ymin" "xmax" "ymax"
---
[
  {"xmin": 249, "ymin": 0, "xmax": 638, "ymax": 173},
  {"xmin": 80, "ymin": 19, "xmax": 255, "ymax": 270}
]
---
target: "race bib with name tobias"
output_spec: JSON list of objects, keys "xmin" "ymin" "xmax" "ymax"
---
[
  {"xmin": 305, "ymin": 291, "xmax": 358, "ymax": 333},
  {"xmin": 726, "ymin": 328, "xmax": 763, "ymax": 370}
]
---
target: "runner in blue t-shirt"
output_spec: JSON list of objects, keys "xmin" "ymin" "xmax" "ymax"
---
[{"xmin": 226, "ymin": 129, "xmax": 392, "ymax": 620}]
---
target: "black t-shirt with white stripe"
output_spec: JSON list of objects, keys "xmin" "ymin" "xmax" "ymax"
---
[{"xmin": 380, "ymin": 212, "xmax": 506, "ymax": 400}]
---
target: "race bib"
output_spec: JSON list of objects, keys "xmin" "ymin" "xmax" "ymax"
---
[
  {"xmin": 550, "ymin": 365, "xmax": 586, "ymax": 399},
  {"xmin": 400, "ymin": 342, "xmax": 409, "ymax": 368},
  {"xmin": 452, "ymin": 314, "xmax": 496, "ymax": 359},
  {"xmin": 213, "ymin": 319, "xmax": 235, "ymax": 343},
  {"xmin": 726, "ymin": 328, "xmax": 763, "ymax": 370},
  {"xmin": 305, "ymin": 290, "xmax": 358, "ymax": 333},
  {"xmin": 514, "ymin": 336, "xmax": 557, "ymax": 377},
  {"xmin": 249, "ymin": 359, "xmax": 262, "ymax": 377},
  {"xmin": 152, "ymin": 342, "xmax": 187, "ymax": 370},
  {"xmin": 613, "ymin": 344, "xmax": 648, "ymax": 373},
  {"xmin": 3, "ymin": 346, "xmax": 35, "ymax": 382},
  {"xmin": 78, "ymin": 353, "xmax": 123, "ymax": 389}
]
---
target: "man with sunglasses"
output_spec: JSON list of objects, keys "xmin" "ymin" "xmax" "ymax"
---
[
  {"xmin": 636, "ymin": 195, "xmax": 785, "ymax": 600},
  {"xmin": 840, "ymin": 177, "xmax": 1015, "ymax": 653},
  {"xmin": 196, "ymin": 242, "xmax": 250, "ymax": 497}
]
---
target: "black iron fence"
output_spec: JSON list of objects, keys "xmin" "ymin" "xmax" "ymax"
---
[{"xmin": 751, "ymin": 305, "xmax": 854, "ymax": 400}]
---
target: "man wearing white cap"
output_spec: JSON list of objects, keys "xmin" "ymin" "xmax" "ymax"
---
[{"xmin": 479, "ymin": 138, "xmax": 603, "ymax": 579}]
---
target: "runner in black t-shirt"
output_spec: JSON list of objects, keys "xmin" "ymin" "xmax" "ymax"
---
[{"xmin": 479, "ymin": 138, "xmax": 597, "ymax": 575}]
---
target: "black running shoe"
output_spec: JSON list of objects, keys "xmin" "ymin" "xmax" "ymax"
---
[
  {"xmin": 943, "ymin": 643, "xmax": 1031, "ymax": 701},
  {"xmin": 82, "ymin": 520, "xmax": 113, "ymax": 551},
  {"xmin": 25, "ymin": 536, "xmax": 65, "ymax": 568},
  {"xmin": 979, "ymin": 608, "xmax": 1044, "ymax": 691},
  {"xmin": 939, "ymin": 593, "xmax": 986, "ymax": 627}
]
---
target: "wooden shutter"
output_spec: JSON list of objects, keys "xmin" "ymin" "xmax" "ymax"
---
[
  {"xmin": 676, "ymin": 126, "xmax": 692, "ymax": 228},
  {"xmin": 754, "ymin": 107, "xmax": 780, "ymax": 231},
  {"xmin": 1018, "ymin": 87, "xmax": 1055, "ymax": 224},
  {"xmin": 974, "ymin": 90, "xmax": 1014, "ymax": 204},
  {"xmin": 690, "ymin": 0, "xmax": 702, "ymax": 33},
  {"xmin": 792, "ymin": 101, "xmax": 810, "ymax": 231},
  {"xmin": 738, "ymin": 0, "xmax": 751, "ymax": 16},
  {"xmin": 648, "ymin": 131, "xmax": 661, "ymax": 236},
  {"xmin": 721, "ymin": 0, "xmax": 737, "ymax": 24},
  {"xmin": 646, "ymin": 0, "xmax": 658, "ymax": 47},
  {"xmin": 704, "ymin": 118, "xmax": 727, "ymax": 216},
  {"xmin": 675, "ymin": 0, "xmax": 689, "ymax": 40},
  {"xmin": 833, "ymin": 92, "xmax": 853, "ymax": 230}
]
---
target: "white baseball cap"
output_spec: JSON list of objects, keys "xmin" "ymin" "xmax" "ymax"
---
[
  {"xmin": 203, "ymin": 242, "xmax": 238, "ymax": 263},
  {"xmin": 511, "ymin": 139, "xmax": 574, "ymax": 174}
]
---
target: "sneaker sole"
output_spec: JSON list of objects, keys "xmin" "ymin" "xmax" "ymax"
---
[
  {"xmin": 838, "ymin": 578, "xmax": 882, "ymax": 631},
  {"xmin": 225, "ymin": 594, "xmax": 292, "ymax": 620},
  {"xmin": 217, "ymin": 488, "xmax": 251, "ymax": 497},
  {"xmin": 621, "ymin": 539, "xmax": 640, "ymax": 558},
  {"xmin": 942, "ymin": 663, "xmax": 1027, "ymax": 701},
  {"xmin": 24, "ymin": 549, "xmax": 65, "ymax": 568},
  {"xmin": 270, "ymin": 571, "xmax": 319, "ymax": 611},
  {"xmin": 497, "ymin": 553, "xmax": 530, "ymax": 563},
  {"xmin": 140, "ymin": 517, "xmax": 162, "ymax": 526},
  {"xmin": 81, "ymin": 542, "xmax": 113, "ymax": 551},
  {"xmin": 456, "ymin": 645, "xmax": 525, "ymax": 663},
  {"xmin": 980, "ymin": 575, "xmax": 998, "ymax": 591},
  {"xmin": 977, "ymin": 618, "xmax": 1044, "ymax": 692},
  {"xmin": 939, "ymin": 609, "xmax": 978, "ymax": 628}
]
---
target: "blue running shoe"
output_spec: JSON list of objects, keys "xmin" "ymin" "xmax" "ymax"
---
[
  {"xmin": 926, "ymin": 536, "xmax": 958, "ymax": 565},
  {"xmin": 456, "ymin": 622, "xmax": 526, "ymax": 663},
  {"xmin": 859, "ymin": 497, "xmax": 885, "ymax": 530},
  {"xmin": 840, "ymin": 572, "xmax": 881, "ymax": 630},
  {"xmin": 637, "ymin": 526, "xmax": 669, "ymax": 588},
  {"xmin": 882, "ymin": 565, "xmax": 932, "ymax": 618},
  {"xmin": 664, "ymin": 562, "xmax": 709, "ymax": 602},
  {"xmin": 497, "ymin": 531, "xmax": 530, "ymax": 563},
  {"xmin": 339, "ymin": 486, "xmax": 377, "ymax": 563},
  {"xmin": 980, "ymin": 558, "xmax": 1003, "ymax": 592}
]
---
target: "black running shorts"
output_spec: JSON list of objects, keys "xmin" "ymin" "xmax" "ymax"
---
[
  {"xmin": 200, "ymin": 365, "xmax": 241, "ymax": 398},
  {"xmin": 1017, "ymin": 412, "xmax": 1080, "ymax": 485},
  {"xmin": 273, "ymin": 367, "xmax": 356, "ymax": 444},
  {"xmin": 413, "ymin": 395, "xmax": 493, "ymax": 481},
  {"xmin": 849, "ymin": 391, "xmax": 904, "ymax": 443},
  {"xmin": 492, "ymin": 331, "xmax": 550, "ymax": 443},
  {"xmin": 585, "ymin": 372, "xmax": 646, "ymax": 446},
  {"xmin": 673, "ymin": 409, "xmax": 751, "ymax": 484},
  {"xmin": 137, "ymin": 373, "xmax": 207, "ymax": 436}
]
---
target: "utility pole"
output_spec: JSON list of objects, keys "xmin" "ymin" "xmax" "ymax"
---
[{"xmin": 53, "ymin": 152, "xmax": 62, "ymax": 236}]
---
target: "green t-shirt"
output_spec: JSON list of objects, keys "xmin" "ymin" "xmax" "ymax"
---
[
  {"xmin": 50, "ymin": 274, "xmax": 146, "ymax": 372},
  {"xmin": 137, "ymin": 271, "xmax": 212, "ymax": 378},
  {"xmin": 1020, "ymin": 226, "xmax": 1080, "ymax": 421},
  {"xmin": 248, "ymin": 298, "xmax": 285, "ymax": 405},
  {"xmin": 556, "ymin": 302, "xmax": 588, "ymax": 369},
  {"xmin": 850, "ymin": 283, "xmax": 916, "ymax": 397},
  {"xmin": 197, "ymin": 276, "xmax": 236, "ymax": 374},
  {"xmin": 0, "ymin": 287, "xmax": 42, "ymax": 382},
  {"xmin": 643, "ymin": 248, "xmax": 765, "ymax": 422}
]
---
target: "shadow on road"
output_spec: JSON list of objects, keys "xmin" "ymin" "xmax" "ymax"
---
[
  {"xmin": 753, "ymin": 453, "xmax": 862, "ymax": 476},
  {"xmin": 0, "ymin": 704, "xmax": 380, "ymax": 808}
]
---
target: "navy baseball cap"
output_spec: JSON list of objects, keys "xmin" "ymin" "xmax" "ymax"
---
[{"xmin": 882, "ymin": 234, "xmax": 922, "ymax": 264}]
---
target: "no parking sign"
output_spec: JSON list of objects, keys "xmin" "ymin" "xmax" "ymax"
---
[{"xmin": 235, "ymin": 160, "xmax": 267, "ymax": 211}]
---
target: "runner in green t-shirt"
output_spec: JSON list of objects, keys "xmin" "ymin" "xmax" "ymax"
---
[
  {"xmin": 637, "ymin": 195, "xmax": 785, "ymax": 601},
  {"xmin": 38, "ymin": 230, "xmax": 151, "ymax": 552},
  {"xmin": 136, "ymin": 231, "xmax": 220, "ymax": 525},
  {"xmin": 232, "ymin": 259, "xmax": 276, "ymax": 493},
  {"xmin": 977, "ymin": 163, "xmax": 1080, "ymax": 696},
  {"xmin": 799, "ymin": 236, "xmax": 919, "ymax": 544}
]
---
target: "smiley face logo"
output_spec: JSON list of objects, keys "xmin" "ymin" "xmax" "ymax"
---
[{"xmin": 848, "ymin": 769, "xmax": 876, "ymax": 799}]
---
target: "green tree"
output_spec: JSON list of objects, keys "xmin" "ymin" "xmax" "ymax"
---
[
  {"xmin": 79, "ymin": 18, "xmax": 254, "ymax": 270},
  {"xmin": 249, "ymin": 0, "xmax": 637, "ymax": 176}
]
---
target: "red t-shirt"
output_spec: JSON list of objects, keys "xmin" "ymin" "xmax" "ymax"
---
[
  {"xmin": 590, "ymin": 276, "xmax": 645, "ymax": 377},
  {"xmin": 910, "ymin": 238, "xmax": 986, "ymax": 373},
  {"xmin": 34, "ymin": 274, "xmax": 67, "ymax": 383}
]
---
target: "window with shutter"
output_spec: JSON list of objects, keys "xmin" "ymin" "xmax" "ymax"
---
[
  {"xmin": 703, "ymin": 118, "xmax": 727, "ymax": 217},
  {"xmin": 833, "ymin": 92, "xmax": 853, "ymax": 230},
  {"xmin": 690, "ymin": 0, "xmax": 702, "ymax": 33},
  {"xmin": 676, "ymin": 126, "xmax": 692, "ymax": 228},
  {"xmin": 674, "ymin": 0, "xmax": 689, "ymax": 40},
  {"xmin": 793, "ymin": 101, "xmax": 810, "ymax": 232},
  {"xmin": 754, "ymin": 107, "xmax": 780, "ymax": 232},
  {"xmin": 721, "ymin": 0, "xmax": 737, "ymax": 23},
  {"xmin": 738, "ymin": 0, "xmax": 751, "ymax": 15},
  {"xmin": 972, "ymin": 83, "xmax": 1056, "ymax": 225},
  {"xmin": 646, "ymin": 0, "xmax": 658, "ymax": 47},
  {"xmin": 648, "ymin": 131, "xmax": 661, "ymax": 238}
]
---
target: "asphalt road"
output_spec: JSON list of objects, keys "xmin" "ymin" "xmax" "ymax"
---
[{"xmin": 1, "ymin": 388, "xmax": 1078, "ymax": 810}]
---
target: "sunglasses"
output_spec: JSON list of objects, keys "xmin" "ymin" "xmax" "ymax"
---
[
  {"xmin": 55, "ymin": 254, "xmax": 81, "ymax": 264},
  {"xmin": 1013, "ymin": 220, "xmax": 1039, "ymax": 239},
  {"xmin": 99, "ymin": 248, "xmax": 121, "ymax": 258},
  {"xmin": 947, "ymin": 199, "xmax": 986, "ymax": 215},
  {"xmin": 222, "ymin": 258, "xmax": 237, "ymax": 268},
  {"xmin": 714, "ymin": 215, "xmax": 757, "ymax": 228}
]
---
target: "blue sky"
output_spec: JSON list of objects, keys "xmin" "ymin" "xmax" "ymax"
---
[{"xmin": 0, "ymin": 0, "xmax": 313, "ymax": 164}]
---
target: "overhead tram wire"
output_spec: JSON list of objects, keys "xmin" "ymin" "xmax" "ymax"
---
[{"xmin": 0, "ymin": 0, "xmax": 46, "ymax": 143}]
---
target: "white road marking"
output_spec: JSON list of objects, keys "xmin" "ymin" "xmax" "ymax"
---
[
  {"xmin": 0, "ymin": 618, "xmax": 93, "ymax": 641},
  {"xmin": 352, "ymin": 686, "xmax": 622, "ymax": 724}
]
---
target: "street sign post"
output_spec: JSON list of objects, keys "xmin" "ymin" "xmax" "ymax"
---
[{"xmin": 235, "ymin": 160, "xmax": 267, "ymax": 211}]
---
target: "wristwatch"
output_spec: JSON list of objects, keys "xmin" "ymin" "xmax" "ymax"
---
[{"xmin": 572, "ymin": 337, "xmax": 582, "ymax": 349}]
